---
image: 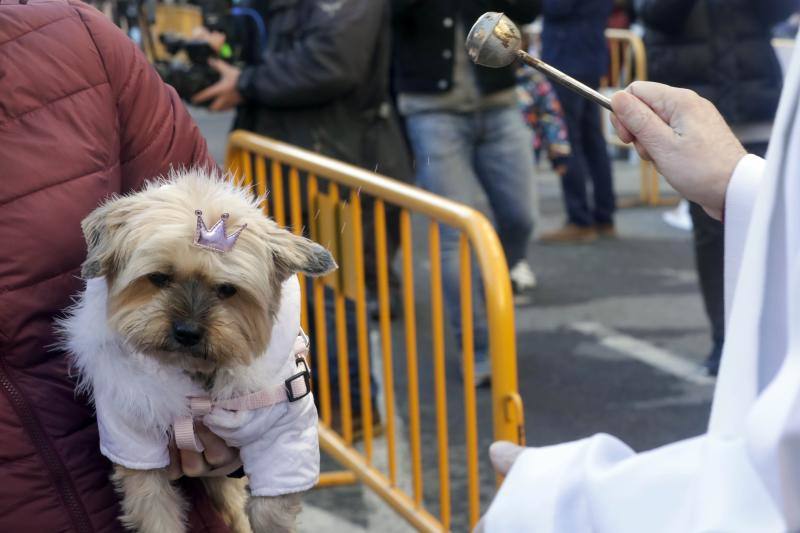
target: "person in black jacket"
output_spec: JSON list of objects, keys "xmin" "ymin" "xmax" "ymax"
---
[
  {"xmin": 195, "ymin": 0, "xmax": 410, "ymax": 184},
  {"xmin": 538, "ymin": 0, "xmax": 617, "ymax": 243},
  {"xmin": 636, "ymin": 0, "xmax": 794, "ymax": 375},
  {"xmin": 392, "ymin": 0, "xmax": 540, "ymax": 387},
  {"xmin": 195, "ymin": 0, "xmax": 412, "ymax": 430}
]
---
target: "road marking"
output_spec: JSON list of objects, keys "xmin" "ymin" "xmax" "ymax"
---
[{"xmin": 570, "ymin": 322, "xmax": 715, "ymax": 386}]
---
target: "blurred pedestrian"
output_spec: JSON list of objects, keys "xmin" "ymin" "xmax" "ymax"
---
[
  {"xmin": 539, "ymin": 0, "xmax": 617, "ymax": 243},
  {"xmin": 194, "ymin": 0, "xmax": 412, "ymax": 435},
  {"xmin": 637, "ymin": 0, "xmax": 794, "ymax": 375},
  {"xmin": 0, "ymin": 0, "xmax": 235, "ymax": 530},
  {"xmin": 480, "ymin": 71, "xmax": 800, "ymax": 532},
  {"xmin": 392, "ymin": 1, "xmax": 540, "ymax": 385}
]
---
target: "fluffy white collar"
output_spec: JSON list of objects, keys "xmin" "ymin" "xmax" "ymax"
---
[{"xmin": 61, "ymin": 276, "xmax": 302, "ymax": 433}]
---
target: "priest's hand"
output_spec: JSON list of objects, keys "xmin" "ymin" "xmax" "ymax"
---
[
  {"xmin": 473, "ymin": 441, "xmax": 526, "ymax": 533},
  {"xmin": 167, "ymin": 422, "xmax": 242, "ymax": 479},
  {"xmin": 610, "ymin": 82, "xmax": 747, "ymax": 220}
]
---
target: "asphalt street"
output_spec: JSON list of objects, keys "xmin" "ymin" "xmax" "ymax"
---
[{"xmin": 192, "ymin": 107, "xmax": 715, "ymax": 532}]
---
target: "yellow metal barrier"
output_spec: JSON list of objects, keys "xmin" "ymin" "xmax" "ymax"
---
[
  {"xmin": 602, "ymin": 28, "xmax": 674, "ymax": 207},
  {"xmin": 226, "ymin": 131, "xmax": 525, "ymax": 531}
]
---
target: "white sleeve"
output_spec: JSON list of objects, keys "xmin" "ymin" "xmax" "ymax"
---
[
  {"xmin": 485, "ymin": 434, "xmax": 635, "ymax": 532},
  {"xmin": 484, "ymin": 432, "xmax": 783, "ymax": 532},
  {"xmin": 95, "ymin": 398, "xmax": 170, "ymax": 470},
  {"xmin": 724, "ymin": 154, "xmax": 767, "ymax": 317}
]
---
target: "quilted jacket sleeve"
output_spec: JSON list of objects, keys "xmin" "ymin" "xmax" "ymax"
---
[{"xmin": 71, "ymin": 0, "xmax": 216, "ymax": 192}]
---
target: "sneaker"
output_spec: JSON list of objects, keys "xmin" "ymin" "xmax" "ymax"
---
[
  {"xmin": 595, "ymin": 222, "xmax": 617, "ymax": 238},
  {"xmin": 539, "ymin": 223, "xmax": 598, "ymax": 243},
  {"xmin": 662, "ymin": 199, "xmax": 693, "ymax": 231},
  {"xmin": 510, "ymin": 261, "xmax": 538, "ymax": 292}
]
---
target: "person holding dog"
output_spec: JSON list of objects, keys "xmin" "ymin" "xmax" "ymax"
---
[{"xmin": 0, "ymin": 0, "xmax": 238, "ymax": 530}]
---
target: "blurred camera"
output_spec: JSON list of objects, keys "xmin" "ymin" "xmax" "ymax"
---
[
  {"xmin": 153, "ymin": 0, "xmax": 265, "ymax": 105},
  {"xmin": 154, "ymin": 33, "xmax": 220, "ymax": 104}
]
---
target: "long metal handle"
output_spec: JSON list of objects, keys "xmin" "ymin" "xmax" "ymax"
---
[{"xmin": 517, "ymin": 50, "xmax": 612, "ymax": 111}]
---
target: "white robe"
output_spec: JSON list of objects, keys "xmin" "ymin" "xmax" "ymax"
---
[
  {"xmin": 63, "ymin": 276, "xmax": 319, "ymax": 497},
  {"xmin": 485, "ymin": 38, "xmax": 800, "ymax": 533}
]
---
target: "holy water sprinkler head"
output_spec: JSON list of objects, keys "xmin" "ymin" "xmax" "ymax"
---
[{"xmin": 465, "ymin": 12, "xmax": 522, "ymax": 68}]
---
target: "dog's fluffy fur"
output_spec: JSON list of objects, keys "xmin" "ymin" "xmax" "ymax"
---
[{"xmin": 62, "ymin": 169, "xmax": 335, "ymax": 533}]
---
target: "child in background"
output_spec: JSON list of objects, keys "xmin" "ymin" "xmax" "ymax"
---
[{"xmin": 516, "ymin": 67, "xmax": 571, "ymax": 177}]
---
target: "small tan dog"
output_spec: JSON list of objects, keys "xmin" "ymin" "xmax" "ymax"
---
[{"xmin": 60, "ymin": 169, "xmax": 335, "ymax": 533}]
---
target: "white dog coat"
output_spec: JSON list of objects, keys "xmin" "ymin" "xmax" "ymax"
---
[{"xmin": 63, "ymin": 275, "xmax": 319, "ymax": 497}]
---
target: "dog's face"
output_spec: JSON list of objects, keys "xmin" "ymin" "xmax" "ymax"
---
[{"xmin": 80, "ymin": 171, "xmax": 335, "ymax": 375}]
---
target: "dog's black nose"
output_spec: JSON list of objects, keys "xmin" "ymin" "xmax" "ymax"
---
[{"xmin": 172, "ymin": 321, "xmax": 203, "ymax": 347}]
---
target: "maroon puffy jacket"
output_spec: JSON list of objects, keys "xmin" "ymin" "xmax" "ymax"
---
[{"xmin": 0, "ymin": 1, "xmax": 230, "ymax": 531}]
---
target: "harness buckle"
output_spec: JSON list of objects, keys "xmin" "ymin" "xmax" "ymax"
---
[{"xmin": 285, "ymin": 356, "xmax": 311, "ymax": 402}]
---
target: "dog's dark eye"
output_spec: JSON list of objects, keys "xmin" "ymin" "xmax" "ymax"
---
[
  {"xmin": 147, "ymin": 272, "xmax": 172, "ymax": 288},
  {"xmin": 217, "ymin": 283, "xmax": 237, "ymax": 299}
]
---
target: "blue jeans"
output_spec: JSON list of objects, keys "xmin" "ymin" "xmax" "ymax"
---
[
  {"xmin": 552, "ymin": 78, "xmax": 615, "ymax": 226},
  {"xmin": 404, "ymin": 106, "xmax": 536, "ymax": 361}
]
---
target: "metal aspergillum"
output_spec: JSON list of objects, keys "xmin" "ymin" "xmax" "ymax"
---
[{"xmin": 466, "ymin": 12, "xmax": 613, "ymax": 111}]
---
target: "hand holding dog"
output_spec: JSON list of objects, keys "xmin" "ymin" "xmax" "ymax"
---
[
  {"xmin": 610, "ymin": 82, "xmax": 747, "ymax": 220},
  {"xmin": 166, "ymin": 422, "xmax": 241, "ymax": 480}
]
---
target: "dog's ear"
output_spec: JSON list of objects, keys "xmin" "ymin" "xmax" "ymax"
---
[
  {"xmin": 81, "ymin": 202, "xmax": 112, "ymax": 278},
  {"xmin": 80, "ymin": 196, "xmax": 131, "ymax": 279},
  {"xmin": 269, "ymin": 227, "xmax": 337, "ymax": 280}
]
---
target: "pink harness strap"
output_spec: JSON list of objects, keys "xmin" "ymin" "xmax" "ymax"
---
[
  {"xmin": 173, "ymin": 397, "xmax": 214, "ymax": 452},
  {"xmin": 173, "ymin": 332, "xmax": 311, "ymax": 452}
]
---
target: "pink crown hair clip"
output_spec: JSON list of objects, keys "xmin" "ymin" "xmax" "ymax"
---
[{"xmin": 193, "ymin": 209, "xmax": 247, "ymax": 253}]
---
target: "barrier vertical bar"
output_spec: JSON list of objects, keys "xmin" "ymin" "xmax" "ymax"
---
[
  {"xmin": 255, "ymin": 156, "xmax": 269, "ymax": 215},
  {"xmin": 240, "ymin": 151, "xmax": 252, "ymax": 189},
  {"xmin": 460, "ymin": 235, "xmax": 480, "ymax": 528},
  {"xmin": 350, "ymin": 190, "xmax": 373, "ymax": 461},
  {"xmin": 428, "ymin": 222, "xmax": 451, "ymax": 529},
  {"xmin": 271, "ymin": 159, "xmax": 286, "ymax": 226},
  {"xmin": 289, "ymin": 167, "xmax": 308, "ymax": 332},
  {"xmin": 308, "ymin": 175, "xmax": 331, "ymax": 426},
  {"xmin": 649, "ymin": 163, "xmax": 661, "ymax": 205},
  {"xmin": 610, "ymin": 40, "xmax": 620, "ymax": 87},
  {"xmin": 400, "ymin": 209, "xmax": 423, "ymax": 506},
  {"xmin": 330, "ymin": 183, "xmax": 353, "ymax": 444},
  {"xmin": 224, "ymin": 145, "xmax": 241, "ymax": 178},
  {"xmin": 374, "ymin": 200, "xmax": 398, "ymax": 485},
  {"xmin": 241, "ymin": 154, "xmax": 253, "ymax": 190}
]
